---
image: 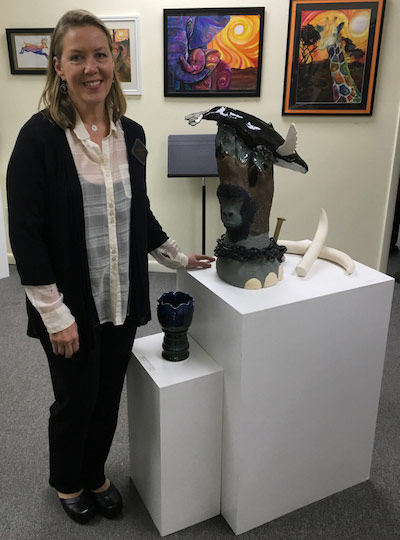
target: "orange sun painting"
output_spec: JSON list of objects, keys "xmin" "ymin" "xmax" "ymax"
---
[
  {"xmin": 282, "ymin": 0, "xmax": 386, "ymax": 115},
  {"xmin": 300, "ymin": 10, "xmax": 371, "ymax": 63},
  {"xmin": 164, "ymin": 8, "xmax": 265, "ymax": 97},
  {"xmin": 208, "ymin": 15, "xmax": 261, "ymax": 70}
]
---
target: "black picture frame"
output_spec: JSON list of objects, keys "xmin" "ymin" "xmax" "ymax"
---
[
  {"xmin": 282, "ymin": 0, "xmax": 386, "ymax": 115},
  {"xmin": 164, "ymin": 7, "xmax": 265, "ymax": 97},
  {"xmin": 6, "ymin": 28, "xmax": 53, "ymax": 75}
]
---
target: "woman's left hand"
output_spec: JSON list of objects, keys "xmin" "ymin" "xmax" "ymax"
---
[{"xmin": 186, "ymin": 254, "xmax": 215, "ymax": 269}]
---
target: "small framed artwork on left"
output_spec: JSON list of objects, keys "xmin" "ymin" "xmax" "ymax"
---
[{"xmin": 6, "ymin": 28, "xmax": 53, "ymax": 74}]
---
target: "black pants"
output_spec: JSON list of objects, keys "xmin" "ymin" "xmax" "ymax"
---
[{"xmin": 39, "ymin": 317, "xmax": 137, "ymax": 494}]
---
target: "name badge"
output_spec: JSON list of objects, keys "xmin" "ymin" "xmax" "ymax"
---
[{"xmin": 132, "ymin": 138, "xmax": 148, "ymax": 166}]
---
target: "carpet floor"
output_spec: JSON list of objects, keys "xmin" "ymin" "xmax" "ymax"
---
[{"xmin": 0, "ymin": 262, "xmax": 399, "ymax": 540}]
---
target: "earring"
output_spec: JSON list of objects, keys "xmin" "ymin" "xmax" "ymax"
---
[{"xmin": 59, "ymin": 79, "xmax": 68, "ymax": 95}]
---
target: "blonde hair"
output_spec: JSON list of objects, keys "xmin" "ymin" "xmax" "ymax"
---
[{"xmin": 39, "ymin": 9, "xmax": 126, "ymax": 129}]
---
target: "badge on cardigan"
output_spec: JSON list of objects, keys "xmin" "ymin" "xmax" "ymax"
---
[{"xmin": 132, "ymin": 138, "xmax": 148, "ymax": 166}]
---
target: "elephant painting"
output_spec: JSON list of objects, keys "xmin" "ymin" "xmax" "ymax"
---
[{"xmin": 166, "ymin": 15, "xmax": 232, "ymax": 93}]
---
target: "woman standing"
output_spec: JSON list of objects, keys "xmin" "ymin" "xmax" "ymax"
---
[{"xmin": 7, "ymin": 9, "xmax": 213, "ymax": 524}]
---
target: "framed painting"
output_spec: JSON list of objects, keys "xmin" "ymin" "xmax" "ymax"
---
[
  {"xmin": 6, "ymin": 28, "xmax": 53, "ymax": 74},
  {"xmin": 282, "ymin": 0, "xmax": 386, "ymax": 115},
  {"xmin": 102, "ymin": 16, "xmax": 141, "ymax": 95},
  {"xmin": 164, "ymin": 7, "xmax": 265, "ymax": 97}
]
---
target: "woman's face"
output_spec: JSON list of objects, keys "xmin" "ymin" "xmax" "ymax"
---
[{"xmin": 53, "ymin": 25, "xmax": 114, "ymax": 114}]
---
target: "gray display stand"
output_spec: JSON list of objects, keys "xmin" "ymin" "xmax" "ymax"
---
[
  {"xmin": 177, "ymin": 255, "xmax": 393, "ymax": 534},
  {"xmin": 0, "ymin": 191, "xmax": 9, "ymax": 279},
  {"xmin": 127, "ymin": 333, "xmax": 223, "ymax": 536}
]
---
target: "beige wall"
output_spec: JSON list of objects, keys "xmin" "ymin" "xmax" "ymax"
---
[{"xmin": 1, "ymin": 0, "xmax": 400, "ymax": 271}]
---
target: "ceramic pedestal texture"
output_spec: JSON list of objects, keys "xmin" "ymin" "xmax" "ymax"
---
[
  {"xmin": 127, "ymin": 333, "xmax": 223, "ymax": 537},
  {"xmin": 177, "ymin": 255, "xmax": 394, "ymax": 535},
  {"xmin": 0, "ymin": 190, "xmax": 9, "ymax": 279}
]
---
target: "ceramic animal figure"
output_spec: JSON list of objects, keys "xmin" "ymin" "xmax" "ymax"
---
[
  {"xmin": 316, "ymin": 17, "xmax": 361, "ymax": 104},
  {"xmin": 19, "ymin": 38, "xmax": 49, "ymax": 59},
  {"xmin": 186, "ymin": 106, "xmax": 308, "ymax": 289},
  {"xmin": 186, "ymin": 106, "xmax": 308, "ymax": 173}
]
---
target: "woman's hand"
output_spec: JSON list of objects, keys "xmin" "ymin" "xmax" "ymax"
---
[
  {"xmin": 50, "ymin": 322, "xmax": 80, "ymax": 359},
  {"xmin": 186, "ymin": 254, "xmax": 215, "ymax": 269}
]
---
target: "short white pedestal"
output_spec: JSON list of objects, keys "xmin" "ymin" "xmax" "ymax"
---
[
  {"xmin": 127, "ymin": 333, "xmax": 223, "ymax": 537},
  {"xmin": 177, "ymin": 255, "xmax": 394, "ymax": 535}
]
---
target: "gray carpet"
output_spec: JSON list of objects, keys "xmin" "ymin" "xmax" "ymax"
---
[{"xmin": 1, "ymin": 263, "xmax": 399, "ymax": 540}]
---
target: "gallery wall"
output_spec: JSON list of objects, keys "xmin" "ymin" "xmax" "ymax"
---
[
  {"xmin": 0, "ymin": 190, "xmax": 9, "ymax": 279},
  {"xmin": 1, "ymin": 0, "xmax": 400, "ymax": 271}
]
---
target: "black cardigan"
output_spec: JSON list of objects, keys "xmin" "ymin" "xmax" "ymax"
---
[{"xmin": 7, "ymin": 112, "xmax": 168, "ymax": 340}]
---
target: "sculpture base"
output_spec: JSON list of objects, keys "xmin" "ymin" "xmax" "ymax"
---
[
  {"xmin": 214, "ymin": 234, "xmax": 286, "ymax": 289},
  {"xmin": 216, "ymin": 257, "xmax": 283, "ymax": 289},
  {"xmin": 162, "ymin": 330, "xmax": 190, "ymax": 362}
]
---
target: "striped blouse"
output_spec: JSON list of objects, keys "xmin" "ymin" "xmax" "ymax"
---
[{"xmin": 24, "ymin": 113, "xmax": 188, "ymax": 333}]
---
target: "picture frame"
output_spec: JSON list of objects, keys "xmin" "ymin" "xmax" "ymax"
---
[
  {"xmin": 102, "ymin": 16, "xmax": 141, "ymax": 95},
  {"xmin": 282, "ymin": 0, "xmax": 386, "ymax": 115},
  {"xmin": 6, "ymin": 28, "xmax": 53, "ymax": 74},
  {"xmin": 164, "ymin": 7, "xmax": 265, "ymax": 97}
]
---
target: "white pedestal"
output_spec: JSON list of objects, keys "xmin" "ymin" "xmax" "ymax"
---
[
  {"xmin": 177, "ymin": 255, "xmax": 394, "ymax": 535},
  {"xmin": 0, "ymin": 191, "xmax": 9, "ymax": 279},
  {"xmin": 127, "ymin": 333, "xmax": 223, "ymax": 536}
]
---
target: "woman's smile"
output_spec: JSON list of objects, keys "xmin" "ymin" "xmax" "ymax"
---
[{"xmin": 84, "ymin": 80, "xmax": 102, "ymax": 87}]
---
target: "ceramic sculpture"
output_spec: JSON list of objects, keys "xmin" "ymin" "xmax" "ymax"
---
[
  {"xmin": 157, "ymin": 291, "xmax": 194, "ymax": 361},
  {"xmin": 185, "ymin": 106, "xmax": 308, "ymax": 289},
  {"xmin": 280, "ymin": 208, "xmax": 355, "ymax": 276}
]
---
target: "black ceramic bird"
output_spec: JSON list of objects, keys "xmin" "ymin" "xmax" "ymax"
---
[{"xmin": 185, "ymin": 106, "xmax": 308, "ymax": 174}]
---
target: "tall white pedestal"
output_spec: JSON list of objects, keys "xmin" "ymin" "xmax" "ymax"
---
[
  {"xmin": 127, "ymin": 333, "xmax": 223, "ymax": 536},
  {"xmin": 0, "ymin": 191, "xmax": 9, "ymax": 279},
  {"xmin": 177, "ymin": 255, "xmax": 394, "ymax": 535}
]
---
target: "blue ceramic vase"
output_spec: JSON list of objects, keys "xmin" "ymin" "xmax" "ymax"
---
[{"xmin": 157, "ymin": 291, "xmax": 194, "ymax": 362}]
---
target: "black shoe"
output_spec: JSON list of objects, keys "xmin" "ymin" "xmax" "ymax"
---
[
  {"xmin": 88, "ymin": 482, "xmax": 122, "ymax": 519},
  {"xmin": 59, "ymin": 492, "xmax": 96, "ymax": 524}
]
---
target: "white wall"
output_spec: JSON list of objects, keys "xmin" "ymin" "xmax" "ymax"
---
[
  {"xmin": 1, "ymin": 0, "xmax": 400, "ymax": 271},
  {"xmin": 0, "ymin": 189, "xmax": 9, "ymax": 278}
]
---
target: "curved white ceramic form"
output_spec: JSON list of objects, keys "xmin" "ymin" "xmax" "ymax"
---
[
  {"xmin": 280, "ymin": 239, "xmax": 355, "ymax": 275},
  {"xmin": 294, "ymin": 208, "xmax": 328, "ymax": 277}
]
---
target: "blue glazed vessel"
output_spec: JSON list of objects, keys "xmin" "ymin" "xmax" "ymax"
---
[{"xmin": 157, "ymin": 291, "xmax": 194, "ymax": 361}]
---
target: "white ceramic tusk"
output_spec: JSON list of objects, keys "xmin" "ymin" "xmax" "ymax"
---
[
  {"xmin": 280, "ymin": 240, "xmax": 355, "ymax": 275},
  {"xmin": 295, "ymin": 208, "xmax": 329, "ymax": 277}
]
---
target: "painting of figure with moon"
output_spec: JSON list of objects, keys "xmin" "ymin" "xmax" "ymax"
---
[
  {"xmin": 102, "ymin": 17, "xmax": 141, "ymax": 95},
  {"xmin": 283, "ymin": 0, "xmax": 386, "ymax": 115},
  {"xmin": 108, "ymin": 28, "xmax": 131, "ymax": 83},
  {"xmin": 164, "ymin": 7, "xmax": 265, "ymax": 97}
]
